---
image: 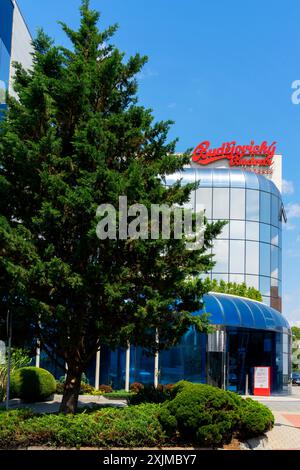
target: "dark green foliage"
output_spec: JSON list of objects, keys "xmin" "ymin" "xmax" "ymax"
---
[
  {"xmin": 0, "ymin": 0, "xmax": 224, "ymax": 412},
  {"xmin": 10, "ymin": 367, "xmax": 56, "ymax": 402},
  {"xmin": 129, "ymin": 384, "xmax": 173, "ymax": 405},
  {"xmin": 0, "ymin": 404, "xmax": 166, "ymax": 449},
  {"xmin": 237, "ymin": 398, "xmax": 274, "ymax": 438},
  {"xmin": 158, "ymin": 382, "xmax": 274, "ymax": 447}
]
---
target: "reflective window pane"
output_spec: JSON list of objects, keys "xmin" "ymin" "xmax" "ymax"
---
[
  {"xmin": 246, "ymin": 190, "xmax": 259, "ymax": 221},
  {"xmin": 260, "ymin": 243, "xmax": 270, "ymax": 276},
  {"xmin": 271, "ymin": 245, "xmax": 279, "ymax": 279},
  {"xmin": 230, "ymin": 220, "xmax": 245, "ymax": 239},
  {"xmin": 229, "ymin": 274, "xmax": 245, "ymax": 284},
  {"xmin": 271, "ymin": 195, "xmax": 279, "ymax": 227},
  {"xmin": 245, "ymin": 275, "xmax": 259, "ymax": 290},
  {"xmin": 271, "ymin": 226, "xmax": 279, "ymax": 246},
  {"xmin": 213, "ymin": 188, "xmax": 229, "ymax": 219},
  {"xmin": 212, "ymin": 169, "xmax": 230, "ymax": 187},
  {"xmin": 246, "ymin": 221, "xmax": 259, "ymax": 241},
  {"xmin": 230, "ymin": 169, "xmax": 245, "ymax": 188},
  {"xmin": 262, "ymin": 296, "xmax": 270, "ymax": 306},
  {"xmin": 230, "ymin": 240, "xmax": 245, "ymax": 273},
  {"xmin": 212, "ymin": 240, "xmax": 229, "ymax": 272},
  {"xmin": 260, "ymin": 276, "xmax": 270, "ymax": 296},
  {"xmin": 230, "ymin": 188, "xmax": 245, "ymax": 219},
  {"xmin": 196, "ymin": 188, "xmax": 212, "ymax": 219},
  {"xmin": 260, "ymin": 192, "xmax": 271, "ymax": 224},
  {"xmin": 244, "ymin": 171, "xmax": 259, "ymax": 189},
  {"xmin": 216, "ymin": 222, "xmax": 229, "ymax": 239},
  {"xmin": 211, "ymin": 273, "xmax": 229, "ymax": 282},
  {"xmin": 246, "ymin": 241, "xmax": 259, "ymax": 275},
  {"xmin": 198, "ymin": 169, "xmax": 212, "ymax": 187},
  {"xmin": 260, "ymin": 223, "xmax": 270, "ymax": 243}
]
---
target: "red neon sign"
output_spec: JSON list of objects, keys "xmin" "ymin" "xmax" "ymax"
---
[{"xmin": 192, "ymin": 140, "xmax": 276, "ymax": 168}]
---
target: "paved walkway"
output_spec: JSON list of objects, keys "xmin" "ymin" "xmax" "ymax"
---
[
  {"xmin": 5, "ymin": 394, "xmax": 127, "ymax": 413},
  {"xmin": 246, "ymin": 386, "xmax": 300, "ymax": 449}
]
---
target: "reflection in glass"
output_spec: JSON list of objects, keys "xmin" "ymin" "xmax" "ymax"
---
[
  {"xmin": 244, "ymin": 171, "xmax": 259, "ymax": 189},
  {"xmin": 230, "ymin": 240, "xmax": 245, "ymax": 273},
  {"xmin": 260, "ymin": 243, "xmax": 270, "ymax": 276},
  {"xmin": 259, "ymin": 276, "xmax": 270, "ymax": 296},
  {"xmin": 230, "ymin": 188, "xmax": 245, "ymax": 219},
  {"xmin": 213, "ymin": 240, "xmax": 229, "ymax": 272},
  {"xmin": 213, "ymin": 188, "xmax": 229, "ymax": 219},
  {"xmin": 271, "ymin": 226, "xmax": 279, "ymax": 246},
  {"xmin": 245, "ymin": 275, "xmax": 259, "ymax": 289},
  {"xmin": 260, "ymin": 223, "xmax": 271, "ymax": 243},
  {"xmin": 196, "ymin": 188, "xmax": 212, "ymax": 218},
  {"xmin": 230, "ymin": 169, "xmax": 245, "ymax": 188},
  {"xmin": 230, "ymin": 220, "xmax": 245, "ymax": 239},
  {"xmin": 271, "ymin": 195, "xmax": 279, "ymax": 227},
  {"xmin": 229, "ymin": 274, "xmax": 245, "ymax": 284},
  {"xmin": 260, "ymin": 192, "xmax": 271, "ymax": 224},
  {"xmin": 246, "ymin": 241, "xmax": 259, "ymax": 274},
  {"xmin": 246, "ymin": 190, "xmax": 259, "ymax": 221},
  {"xmin": 246, "ymin": 221, "xmax": 259, "ymax": 241},
  {"xmin": 213, "ymin": 169, "xmax": 230, "ymax": 187},
  {"xmin": 271, "ymin": 245, "xmax": 279, "ymax": 279},
  {"xmin": 198, "ymin": 169, "xmax": 213, "ymax": 187},
  {"xmin": 216, "ymin": 222, "xmax": 229, "ymax": 239}
]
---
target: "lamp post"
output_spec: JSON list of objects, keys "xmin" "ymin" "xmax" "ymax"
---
[{"xmin": 5, "ymin": 309, "xmax": 12, "ymax": 411}]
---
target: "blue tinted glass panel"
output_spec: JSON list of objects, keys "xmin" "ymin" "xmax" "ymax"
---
[
  {"xmin": 246, "ymin": 241, "xmax": 259, "ymax": 274},
  {"xmin": 260, "ymin": 223, "xmax": 270, "ymax": 243},
  {"xmin": 130, "ymin": 347, "xmax": 154, "ymax": 384},
  {"xmin": 244, "ymin": 171, "xmax": 259, "ymax": 189},
  {"xmin": 159, "ymin": 330, "xmax": 206, "ymax": 384},
  {"xmin": 248, "ymin": 303, "xmax": 267, "ymax": 329},
  {"xmin": 271, "ymin": 195, "xmax": 279, "ymax": 227},
  {"xmin": 260, "ymin": 192, "xmax": 271, "ymax": 224},
  {"xmin": 230, "ymin": 169, "xmax": 245, "ymax": 188},
  {"xmin": 0, "ymin": 40, "xmax": 10, "ymax": 102},
  {"xmin": 246, "ymin": 221, "xmax": 259, "ymax": 240},
  {"xmin": 259, "ymin": 304, "xmax": 276, "ymax": 329},
  {"xmin": 258, "ymin": 175, "xmax": 272, "ymax": 193},
  {"xmin": 260, "ymin": 243, "xmax": 270, "ymax": 276},
  {"xmin": 0, "ymin": 0, "xmax": 14, "ymax": 52},
  {"xmin": 217, "ymin": 296, "xmax": 241, "ymax": 326},
  {"xmin": 230, "ymin": 240, "xmax": 245, "ymax": 272},
  {"xmin": 271, "ymin": 226, "xmax": 279, "ymax": 246},
  {"xmin": 260, "ymin": 276, "xmax": 270, "ymax": 296},
  {"xmin": 202, "ymin": 294, "xmax": 224, "ymax": 324},
  {"xmin": 100, "ymin": 347, "xmax": 126, "ymax": 390},
  {"xmin": 232, "ymin": 297, "xmax": 255, "ymax": 328},
  {"xmin": 246, "ymin": 190, "xmax": 259, "ymax": 221},
  {"xmin": 271, "ymin": 245, "xmax": 279, "ymax": 279}
]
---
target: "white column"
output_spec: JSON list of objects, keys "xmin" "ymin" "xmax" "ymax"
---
[
  {"xmin": 125, "ymin": 343, "xmax": 130, "ymax": 392},
  {"xmin": 95, "ymin": 347, "xmax": 101, "ymax": 390},
  {"xmin": 35, "ymin": 341, "xmax": 40, "ymax": 368},
  {"xmin": 154, "ymin": 329, "xmax": 159, "ymax": 388}
]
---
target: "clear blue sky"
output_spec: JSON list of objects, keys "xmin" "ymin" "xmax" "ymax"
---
[{"xmin": 18, "ymin": 0, "xmax": 300, "ymax": 324}]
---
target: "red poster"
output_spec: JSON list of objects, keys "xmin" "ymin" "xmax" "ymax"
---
[{"xmin": 253, "ymin": 366, "xmax": 271, "ymax": 396}]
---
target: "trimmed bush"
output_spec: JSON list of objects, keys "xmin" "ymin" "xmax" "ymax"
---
[
  {"xmin": 158, "ymin": 382, "xmax": 274, "ymax": 447},
  {"xmin": 10, "ymin": 367, "xmax": 56, "ymax": 402},
  {"xmin": 129, "ymin": 384, "xmax": 173, "ymax": 405},
  {"xmin": 98, "ymin": 384, "xmax": 113, "ymax": 393},
  {"xmin": 0, "ymin": 404, "xmax": 166, "ymax": 449}
]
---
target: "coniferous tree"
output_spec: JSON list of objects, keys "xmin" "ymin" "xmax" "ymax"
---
[{"xmin": 0, "ymin": 1, "xmax": 223, "ymax": 413}]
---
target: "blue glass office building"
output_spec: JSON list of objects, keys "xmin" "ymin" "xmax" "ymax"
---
[{"xmin": 1, "ymin": 2, "xmax": 291, "ymax": 395}]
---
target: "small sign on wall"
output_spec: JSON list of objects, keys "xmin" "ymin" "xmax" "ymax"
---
[{"xmin": 254, "ymin": 366, "xmax": 271, "ymax": 396}]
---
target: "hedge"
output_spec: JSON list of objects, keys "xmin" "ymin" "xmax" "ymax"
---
[{"xmin": 10, "ymin": 367, "xmax": 57, "ymax": 402}]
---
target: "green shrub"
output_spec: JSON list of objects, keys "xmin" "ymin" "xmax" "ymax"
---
[
  {"xmin": 237, "ymin": 398, "xmax": 274, "ymax": 438},
  {"xmin": 10, "ymin": 367, "xmax": 56, "ymax": 402},
  {"xmin": 0, "ymin": 404, "xmax": 166, "ymax": 449},
  {"xmin": 129, "ymin": 384, "xmax": 172, "ymax": 405},
  {"xmin": 158, "ymin": 382, "xmax": 274, "ymax": 447}
]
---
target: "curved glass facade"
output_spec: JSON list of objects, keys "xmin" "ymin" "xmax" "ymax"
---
[
  {"xmin": 167, "ymin": 168, "xmax": 284, "ymax": 311},
  {"xmin": 0, "ymin": 0, "xmax": 14, "ymax": 113}
]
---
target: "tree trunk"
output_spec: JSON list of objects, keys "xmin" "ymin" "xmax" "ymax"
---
[{"xmin": 59, "ymin": 363, "xmax": 82, "ymax": 414}]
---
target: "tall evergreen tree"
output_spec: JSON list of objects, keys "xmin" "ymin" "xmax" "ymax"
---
[{"xmin": 0, "ymin": 1, "xmax": 223, "ymax": 413}]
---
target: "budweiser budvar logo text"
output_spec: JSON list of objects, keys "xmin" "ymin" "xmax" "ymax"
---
[{"xmin": 192, "ymin": 140, "xmax": 276, "ymax": 167}]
